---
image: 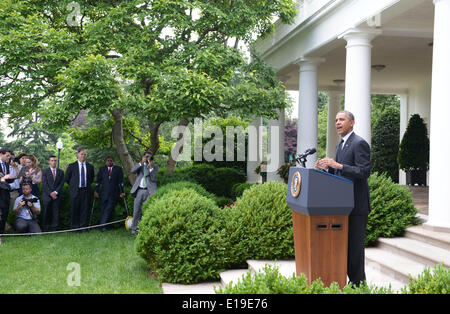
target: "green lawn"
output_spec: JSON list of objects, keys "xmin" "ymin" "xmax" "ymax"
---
[{"xmin": 0, "ymin": 229, "xmax": 162, "ymax": 294}]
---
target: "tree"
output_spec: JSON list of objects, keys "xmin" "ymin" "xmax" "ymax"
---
[
  {"xmin": 0, "ymin": 0, "xmax": 296, "ymax": 183},
  {"xmin": 371, "ymin": 106, "xmax": 400, "ymax": 183}
]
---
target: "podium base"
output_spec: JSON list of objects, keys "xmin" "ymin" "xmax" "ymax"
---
[{"xmin": 292, "ymin": 211, "xmax": 348, "ymax": 288}]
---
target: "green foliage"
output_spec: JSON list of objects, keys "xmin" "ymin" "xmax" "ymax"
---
[
  {"xmin": 157, "ymin": 164, "xmax": 246, "ymax": 197},
  {"xmin": 231, "ymin": 182, "xmax": 254, "ymax": 199},
  {"xmin": 142, "ymin": 181, "xmax": 217, "ymax": 213},
  {"xmin": 135, "ymin": 189, "xmax": 229, "ymax": 284},
  {"xmin": 398, "ymin": 114, "xmax": 430, "ymax": 171},
  {"xmin": 366, "ymin": 173, "xmax": 419, "ymax": 246},
  {"xmin": 371, "ymin": 106, "xmax": 400, "ymax": 183},
  {"xmin": 402, "ymin": 264, "xmax": 449, "ymax": 294},
  {"xmin": 194, "ymin": 116, "xmax": 249, "ymax": 174},
  {"xmin": 215, "ymin": 265, "xmax": 392, "ymax": 294},
  {"xmin": 224, "ymin": 181, "xmax": 294, "ymax": 266}
]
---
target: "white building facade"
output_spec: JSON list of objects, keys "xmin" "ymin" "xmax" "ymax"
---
[{"xmin": 251, "ymin": 0, "xmax": 450, "ymax": 231}]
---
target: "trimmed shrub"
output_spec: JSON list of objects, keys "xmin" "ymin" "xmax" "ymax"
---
[
  {"xmin": 366, "ymin": 172, "xmax": 419, "ymax": 246},
  {"xmin": 135, "ymin": 189, "xmax": 229, "ymax": 284},
  {"xmin": 157, "ymin": 164, "xmax": 246, "ymax": 197},
  {"xmin": 371, "ymin": 106, "xmax": 400, "ymax": 183},
  {"xmin": 224, "ymin": 181, "xmax": 294, "ymax": 266},
  {"xmin": 215, "ymin": 265, "xmax": 392, "ymax": 294},
  {"xmin": 231, "ymin": 182, "xmax": 254, "ymax": 199},
  {"xmin": 398, "ymin": 113, "xmax": 429, "ymax": 171},
  {"xmin": 142, "ymin": 181, "xmax": 216, "ymax": 214}
]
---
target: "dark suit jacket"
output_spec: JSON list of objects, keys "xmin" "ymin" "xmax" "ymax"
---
[
  {"xmin": 94, "ymin": 165, "xmax": 124, "ymax": 200},
  {"xmin": 65, "ymin": 161, "xmax": 95, "ymax": 198},
  {"xmin": 41, "ymin": 167, "xmax": 65, "ymax": 202},
  {"xmin": 329, "ymin": 132, "xmax": 371, "ymax": 215}
]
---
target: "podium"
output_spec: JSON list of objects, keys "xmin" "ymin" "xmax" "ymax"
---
[{"xmin": 286, "ymin": 167, "xmax": 354, "ymax": 288}]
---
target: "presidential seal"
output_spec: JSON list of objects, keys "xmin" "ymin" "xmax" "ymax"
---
[{"xmin": 290, "ymin": 171, "xmax": 302, "ymax": 198}]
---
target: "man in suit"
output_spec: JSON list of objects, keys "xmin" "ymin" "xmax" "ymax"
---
[
  {"xmin": 0, "ymin": 148, "xmax": 14, "ymax": 244},
  {"xmin": 94, "ymin": 156, "xmax": 125, "ymax": 231},
  {"xmin": 315, "ymin": 110, "xmax": 371, "ymax": 287},
  {"xmin": 65, "ymin": 148, "xmax": 95, "ymax": 231},
  {"xmin": 130, "ymin": 151, "xmax": 158, "ymax": 235},
  {"xmin": 41, "ymin": 155, "xmax": 65, "ymax": 232}
]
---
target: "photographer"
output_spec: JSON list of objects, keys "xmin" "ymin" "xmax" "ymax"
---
[
  {"xmin": 13, "ymin": 182, "xmax": 42, "ymax": 234},
  {"xmin": 130, "ymin": 151, "xmax": 158, "ymax": 235},
  {"xmin": 0, "ymin": 148, "xmax": 14, "ymax": 240}
]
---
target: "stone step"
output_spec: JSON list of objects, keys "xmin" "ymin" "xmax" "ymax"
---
[
  {"xmin": 405, "ymin": 225, "xmax": 450, "ymax": 250},
  {"xmin": 365, "ymin": 247, "xmax": 428, "ymax": 284},
  {"xmin": 161, "ymin": 281, "xmax": 219, "ymax": 294},
  {"xmin": 247, "ymin": 260, "xmax": 297, "ymax": 278},
  {"xmin": 377, "ymin": 237, "xmax": 450, "ymax": 268},
  {"xmin": 219, "ymin": 269, "xmax": 249, "ymax": 288}
]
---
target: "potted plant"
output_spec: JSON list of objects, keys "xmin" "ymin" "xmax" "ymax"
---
[
  {"xmin": 398, "ymin": 114, "xmax": 429, "ymax": 186},
  {"xmin": 255, "ymin": 162, "xmax": 267, "ymax": 183},
  {"xmin": 277, "ymin": 161, "xmax": 296, "ymax": 183}
]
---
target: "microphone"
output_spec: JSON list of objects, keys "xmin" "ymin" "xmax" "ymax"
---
[{"xmin": 296, "ymin": 148, "xmax": 317, "ymax": 168}]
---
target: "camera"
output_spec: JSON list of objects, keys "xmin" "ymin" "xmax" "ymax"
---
[
  {"xmin": 0, "ymin": 172, "xmax": 15, "ymax": 183},
  {"xmin": 146, "ymin": 155, "xmax": 154, "ymax": 162}
]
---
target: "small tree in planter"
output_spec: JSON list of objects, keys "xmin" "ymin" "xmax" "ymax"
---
[{"xmin": 398, "ymin": 114, "xmax": 429, "ymax": 185}]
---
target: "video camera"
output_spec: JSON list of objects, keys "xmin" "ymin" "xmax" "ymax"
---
[{"xmin": 0, "ymin": 172, "xmax": 16, "ymax": 184}]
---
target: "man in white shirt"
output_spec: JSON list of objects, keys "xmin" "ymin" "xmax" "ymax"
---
[
  {"xmin": 42, "ymin": 156, "xmax": 65, "ymax": 231},
  {"xmin": 13, "ymin": 183, "xmax": 42, "ymax": 234},
  {"xmin": 65, "ymin": 149, "xmax": 95, "ymax": 231}
]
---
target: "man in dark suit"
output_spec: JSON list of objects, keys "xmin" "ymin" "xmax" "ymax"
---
[
  {"xmin": 94, "ymin": 156, "xmax": 125, "ymax": 231},
  {"xmin": 315, "ymin": 110, "xmax": 371, "ymax": 287},
  {"xmin": 65, "ymin": 148, "xmax": 95, "ymax": 231},
  {"xmin": 0, "ymin": 148, "xmax": 14, "ymax": 243},
  {"xmin": 41, "ymin": 155, "xmax": 65, "ymax": 232}
]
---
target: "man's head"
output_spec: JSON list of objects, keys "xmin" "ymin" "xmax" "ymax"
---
[
  {"xmin": 0, "ymin": 148, "xmax": 11, "ymax": 162},
  {"xmin": 335, "ymin": 111, "xmax": 355, "ymax": 137},
  {"xmin": 22, "ymin": 183, "xmax": 32, "ymax": 197},
  {"xmin": 48, "ymin": 155, "xmax": 57, "ymax": 168},
  {"xmin": 77, "ymin": 148, "xmax": 87, "ymax": 163},
  {"xmin": 105, "ymin": 156, "xmax": 114, "ymax": 167}
]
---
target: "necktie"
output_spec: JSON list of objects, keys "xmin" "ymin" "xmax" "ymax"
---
[
  {"xmin": 81, "ymin": 163, "xmax": 86, "ymax": 187},
  {"xmin": 52, "ymin": 168, "xmax": 56, "ymax": 180},
  {"xmin": 1, "ymin": 162, "xmax": 5, "ymax": 174},
  {"xmin": 108, "ymin": 167, "xmax": 111, "ymax": 178},
  {"xmin": 336, "ymin": 139, "xmax": 344, "ymax": 162}
]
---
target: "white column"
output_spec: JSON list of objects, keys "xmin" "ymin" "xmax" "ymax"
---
[
  {"xmin": 267, "ymin": 109, "xmax": 285, "ymax": 182},
  {"xmin": 247, "ymin": 117, "xmax": 262, "ymax": 183},
  {"xmin": 426, "ymin": 0, "xmax": 450, "ymax": 231},
  {"xmin": 295, "ymin": 57, "xmax": 324, "ymax": 168},
  {"xmin": 399, "ymin": 94, "xmax": 409, "ymax": 185},
  {"xmin": 326, "ymin": 91, "xmax": 342, "ymax": 158},
  {"xmin": 340, "ymin": 28, "xmax": 381, "ymax": 146}
]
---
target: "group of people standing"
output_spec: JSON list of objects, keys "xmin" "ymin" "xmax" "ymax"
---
[{"xmin": 0, "ymin": 147, "xmax": 158, "ymax": 243}]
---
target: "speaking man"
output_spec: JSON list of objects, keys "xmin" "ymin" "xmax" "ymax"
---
[{"xmin": 315, "ymin": 110, "xmax": 371, "ymax": 287}]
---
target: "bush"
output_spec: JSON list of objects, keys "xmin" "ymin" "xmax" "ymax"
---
[
  {"xmin": 215, "ymin": 265, "xmax": 392, "ymax": 294},
  {"xmin": 157, "ymin": 164, "xmax": 246, "ymax": 197},
  {"xmin": 231, "ymin": 182, "xmax": 254, "ymax": 199},
  {"xmin": 371, "ymin": 106, "xmax": 400, "ymax": 183},
  {"xmin": 366, "ymin": 173, "xmax": 419, "ymax": 246},
  {"xmin": 135, "ymin": 189, "xmax": 229, "ymax": 284},
  {"xmin": 398, "ymin": 114, "xmax": 429, "ymax": 171},
  {"xmin": 224, "ymin": 181, "xmax": 294, "ymax": 266},
  {"xmin": 402, "ymin": 264, "xmax": 449, "ymax": 294},
  {"xmin": 142, "ymin": 181, "xmax": 216, "ymax": 214}
]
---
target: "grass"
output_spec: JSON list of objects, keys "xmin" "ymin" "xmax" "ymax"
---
[{"xmin": 0, "ymin": 229, "xmax": 162, "ymax": 294}]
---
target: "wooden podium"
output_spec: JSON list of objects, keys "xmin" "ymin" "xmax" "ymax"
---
[{"xmin": 286, "ymin": 167, "xmax": 354, "ymax": 288}]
